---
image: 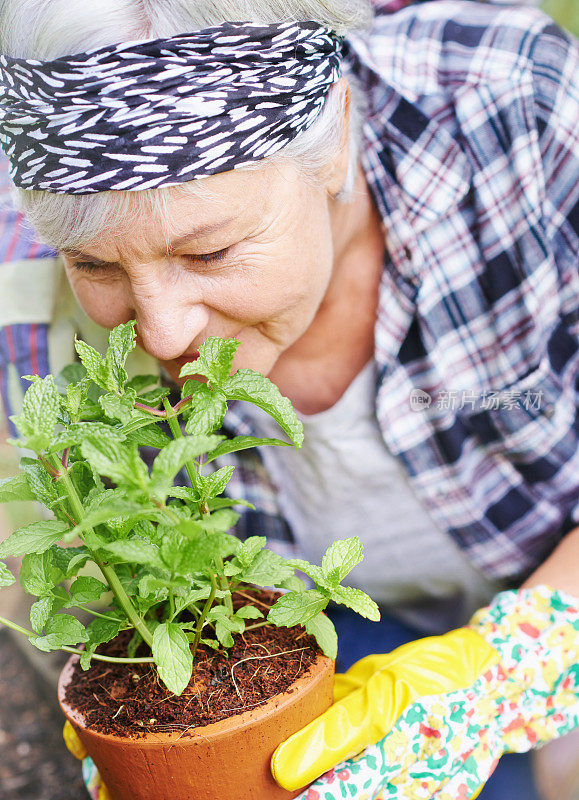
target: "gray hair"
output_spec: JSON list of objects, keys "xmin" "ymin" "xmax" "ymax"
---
[{"xmin": 1, "ymin": 0, "xmax": 372, "ymax": 250}]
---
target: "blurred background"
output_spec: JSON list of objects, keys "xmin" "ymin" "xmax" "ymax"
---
[{"xmin": 0, "ymin": 1, "xmax": 577, "ymax": 798}]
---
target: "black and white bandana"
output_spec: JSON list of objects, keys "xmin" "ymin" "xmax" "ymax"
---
[{"xmin": 0, "ymin": 21, "xmax": 342, "ymax": 194}]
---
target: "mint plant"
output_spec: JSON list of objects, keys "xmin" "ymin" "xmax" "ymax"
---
[{"xmin": 0, "ymin": 322, "xmax": 379, "ymax": 696}]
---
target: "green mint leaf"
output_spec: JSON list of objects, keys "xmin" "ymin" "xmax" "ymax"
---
[
  {"xmin": 20, "ymin": 462, "xmax": 61, "ymax": 512},
  {"xmin": 197, "ymin": 509, "xmax": 240, "ymax": 534},
  {"xmin": 57, "ymin": 362, "xmax": 87, "ymax": 388},
  {"xmin": 179, "ymin": 338, "xmax": 240, "ymax": 386},
  {"xmin": 0, "ymin": 561, "xmax": 15, "ymax": 588},
  {"xmin": 0, "ymin": 473, "xmax": 35, "ymax": 503},
  {"xmin": 32, "ymin": 613, "xmax": 88, "ymax": 652},
  {"xmin": 207, "ymin": 497, "xmax": 255, "ymax": 511},
  {"xmin": 221, "ymin": 371, "xmax": 304, "ymax": 447},
  {"xmin": 126, "ymin": 374, "xmax": 159, "ymax": 394},
  {"xmin": 240, "ymin": 549, "xmax": 295, "ymax": 587},
  {"xmin": 304, "ymin": 613, "xmax": 337, "ymax": 659},
  {"xmin": 74, "ymin": 337, "xmax": 112, "ymax": 392},
  {"xmin": 47, "ymin": 421, "xmax": 126, "ymax": 453},
  {"xmin": 81, "ymin": 617, "xmax": 124, "ymax": 669},
  {"xmin": 64, "ymin": 377, "xmax": 90, "ymax": 421},
  {"xmin": 329, "ymin": 585, "xmax": 380, "ymax": 621},
  {"xmin": 206, "ymin": 606, "xmax": 245, "ymax": 647},
  {"xmin": 50, "ymin": 546, "xmax": 91, "ymax": 579},
  {"xmin": 20, "ymin": 550, "xmax": 64, "ymax": 596},
  {"xmin": 268, "ymin": 590, "xmax": 328, "ymax": 627},
  {"xmin": 65, "ymin": 499, "xmax": 156, "ymax": 542},
  {"xmin": 30, "ymin": 594, "xmax": 64, "ymax": 634},
  {"xmin": 87, "ymin": 617, "xmax": 123, "ymax": 645},
  {"xmin": 200, "ymin": 637, "xmax": 219, "ymax": 650},
  {"xmin": 12, "ymin": 375, "xmax": 60, "ymax": 451},
  {"xmin": 288, "ymin": 559, "xmax": 328, "ymax": 588},
  {"xmin": 105, "ymin": 321, "xmax": 136, "ymax": 392},
  {"xmin": 0, "ymin": 520, "xmax": 69, "ymax": 559},
  {"xmin": 197, "ymin": 466, "xmax": 234, "ymax": 502},
  {"xmin": 98, "ymin": 539, "xmax": 163, "ymax": 569},
  {"xmin": 80, "ymin": 438, "xmax": 149, "ymax": 489},
  {"xmin": 137, "ymin": 387, "xmax": 171, "ymax": 406},
  {"xmin": 69, "ymin": 576, "xmax": 107, "ymax": 605},
  {"xmin": 166, "ymin": 486, "xmax": 198, "ymax": 502},
  {"xmin": 80, "ymin": 651, "xmax": 92, "ymax": 670},
  {"xmin": 184, "ymin": 381, "xmax": 228, "ymax": 435},
  {"xmin": 322, "ymin": 537, "xmax": 364, "ymax": 586},
  {"xmin": 234, "ymin": 606, "xmax": 263, "ymax": 621},
  {"xmin": 280, "ymin": 576, "xmax": 307, "ymax": 593},
  {"xmin": 99, "ymin": 392, "xmax": 137, "ymax": 425},
  {"xmin": 150, "ymin": 435, "xmax": 224, "ymax": 501},
  {"xmin": 152, "ymin": 622, "xmax": 193, "ymax": 696},
  {"xmin": 124, "ymin": 424, "xmax": 171, "ymax": 450},
  {"xmin": 205, "ymin": 435, "xmax": 291, "ymax": 463},
  {"xmin": 163, "ymin": 531, "xmax": 239, "ymax": 575},
  {"xmin": 138, "ymin": 575, "xmax": 170, "ymax": 601},
  {"xmin": 236, "ymin": 536, "xmax": 267, "ymax": 569},
  {"xmin": 215, "ymin": 618, "xmax": 243, "ymax": 647}
]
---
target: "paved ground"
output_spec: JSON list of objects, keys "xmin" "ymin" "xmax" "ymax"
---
[{"xmin": 0, "ymin": 630, "xmax": 86, "ymax": 800}]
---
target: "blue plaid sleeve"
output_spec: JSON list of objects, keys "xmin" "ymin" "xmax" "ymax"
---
[
  {"xmin": 0, "ymin": 153, "xmax": 57, "ymax": 428},
  {"xmin": 531, "ymin": 24, "xmax": 579, "ymax": 336}
]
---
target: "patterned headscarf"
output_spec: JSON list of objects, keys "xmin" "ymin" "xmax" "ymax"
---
[{"xmin": 0, "ymin": 21, "xmax": 342, "ymax": 194}]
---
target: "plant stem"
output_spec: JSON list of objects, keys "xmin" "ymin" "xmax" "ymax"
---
[
  {"xmin": 134, "ymin": 402, "xmax": 167, "ymax": 417},
  {"xmin": 75, "ymin": 605, "xmax": 126, "ymax": 623},
  {"xmin": 190, "ymin": 574, "xmax": 217, "ymax": 660},
  {"xmin": 168, "ymin": 578, "xmax": 175, "ymax": 621},
  {"xmin": 161, "ymin": 399, "xmax": 234, "ymax": 616},
  {"xmin": 0, "ymin": 615, "xmax": 36, "ymax": 638},
  {"xmin": 96, "ymin": 562, "xmax": 153, "ymax": 648},
  {"xmin": 61, "ymin": 647, "xmax": 154, "ymax": 665},
  {"xmin": 162, "ymin": 398, "xmax": 202, "ymax": 503},
  {"xmin": 53, "ymin": 455, "xmax": 153, "ymax": 648},
  {"xmin": 243, "ymin": 621, "xmax": 270, "ymax": 631},
  {"xmin": 0, "ymin": 616, "xmax": 153, "ymax": 664}
]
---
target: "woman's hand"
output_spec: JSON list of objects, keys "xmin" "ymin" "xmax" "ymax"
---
[{"xmin": 272, "ymin": 586, "xmax": 579, "ymax": 799}]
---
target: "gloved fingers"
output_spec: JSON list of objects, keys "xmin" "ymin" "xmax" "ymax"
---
[
  {"xmin": 333, "ymin": 672, "xmax": 365, "ymax": 702},
  {"xmin": 292, "ymin": 742, "xmax": 391, "ymax": 800},
  {"xmin": 272, "ymin": 669, "xmax": 416, "ymax": 791},
  {"xmin": 63, "ymin": 721, "xmax": 88, "ymax": 760},
  {"xmin": 82, "ymin": 757, "xmax": 109, "ymax": 800},
  {"xmin": 336, "ymin": 629, "xmax": 498, "ymax": 690},
  {"xmin": 273, "ymin": 630, "xmax": 499, "ymax": 791}
]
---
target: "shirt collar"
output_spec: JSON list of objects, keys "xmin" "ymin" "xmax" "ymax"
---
[{"xmin": 345, "ymin": 34, "xmax": 472, "ymax": 247}]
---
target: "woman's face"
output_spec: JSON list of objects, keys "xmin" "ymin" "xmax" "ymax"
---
[{"xmin": 61, "ymin": 163, "xmax": 341, "ymax": 385}]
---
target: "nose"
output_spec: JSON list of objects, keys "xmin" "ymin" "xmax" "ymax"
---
[{"xmin": 129, "ymin": 274, "xmax": 210, "ymax": 362}]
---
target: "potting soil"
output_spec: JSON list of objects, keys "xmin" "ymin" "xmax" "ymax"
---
[{"xmin": 64, "ymin": 590, "xmax": 320, "ymax": 737}]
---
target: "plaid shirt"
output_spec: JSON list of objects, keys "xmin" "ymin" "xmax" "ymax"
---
[{"xmin": 1, "ymin": 1, "xmax": 578, "ymax": 584}]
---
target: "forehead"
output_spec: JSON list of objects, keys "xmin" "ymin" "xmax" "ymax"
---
[{"xmin": 74, "ymin": 163, "xmax": 283, "ymax": 259}]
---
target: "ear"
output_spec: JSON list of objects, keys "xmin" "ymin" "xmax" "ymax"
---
[{"xmin": 325, "ymin": 78, "xmax": 351, "ymax": 198}]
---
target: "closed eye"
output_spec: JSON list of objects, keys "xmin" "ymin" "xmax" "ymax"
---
[
  {"xmin": 71, "ymin": 260, "xmax": 115, "ymax": 275},
  {"xmin": 181, "ymin": 247, "xmax": 231, "ymax": 265},
  {"xmin": 70, "ymin": 247, "xmax": 231, "ymax": 274}
]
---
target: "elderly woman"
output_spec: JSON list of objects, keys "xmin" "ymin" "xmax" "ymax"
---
[{"xmin": 0, "ymin": 0, "xmax": 577, "ymax": 798}]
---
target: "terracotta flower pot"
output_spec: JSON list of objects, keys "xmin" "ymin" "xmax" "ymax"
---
[{"xmin": 58, "ymin": 652, "xmax": 334, "ymax": 800}]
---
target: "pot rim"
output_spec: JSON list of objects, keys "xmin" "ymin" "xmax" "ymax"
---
[{"xmin": 58, "ymin": 650, "xmax": 333, "ymax": 747}]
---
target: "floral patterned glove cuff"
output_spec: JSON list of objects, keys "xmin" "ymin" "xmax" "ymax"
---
[
  {"xmin": 296, "ymin": 586, "xmax": 579, "ymax": 800},
  {"xmin": 466, "ymin": 584, "xmax": 579, "ymax": 751}
]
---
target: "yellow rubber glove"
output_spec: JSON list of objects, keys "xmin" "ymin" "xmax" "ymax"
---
[
  {"xmin": 63, "ymin": 722, "xmax": 112, "ymax": 800},
  {"xmin": 271, "ymin": 627, "xmax": 499, "ymax": 791},
  {"xmin": 272, "ymin": 587, "xmax": 579, "ymax": 799}
]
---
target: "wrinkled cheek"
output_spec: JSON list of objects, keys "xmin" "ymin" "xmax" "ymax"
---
[{"xmin": 66, "ymin": 272, "xmax": 131, "ymax": 329}]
